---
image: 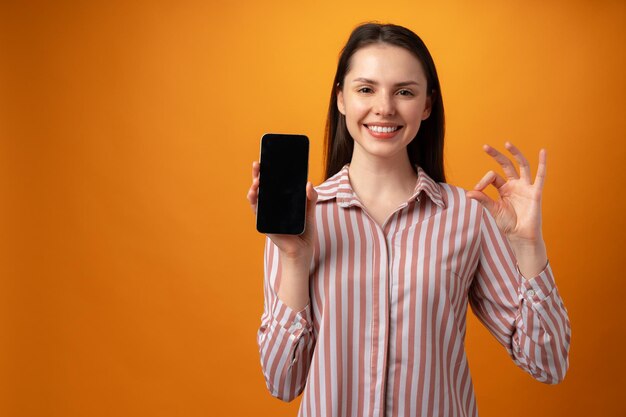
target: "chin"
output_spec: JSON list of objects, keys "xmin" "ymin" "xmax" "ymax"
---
[{"xmin": 355, "ymin": 141, "xmax": 409, "ymax": 159}]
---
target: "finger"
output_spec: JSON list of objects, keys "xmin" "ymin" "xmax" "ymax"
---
[
  {"xmin": 483, "ymin": 144, "xmax": 519, "ymax": 180},
  {"xmin": 247, "ymin": 178, "xmax": 259, "ymax": 200},
  {"xmin": 247, "ymin": 185, "xmax": 258, "ymax": 202},
  {"xmin": 474, "ymin": 170, "xmax": 507, "ymax": 191},
  {"xmin": 504, "ymin": 141, "xmax": 531, "ymax": 182},
  {"xmin": 247, "ymin": 188, "xmax": 258, "ymax": 211},
  {"xmin": 252, "ymin": 161, "xmax": 260, "ymax": 179},
  {"xmin": 534, "ymin": 148, "xmax": 547, "ymax": 190},
  {"xmin": 466, "ymin": 190, "xmax": 497, "ymax": 214},
  {"xmin": 248, "ymin": 197, "xmax": 257, "ymax": 214},
  {"xmin": 246, "ymin": 181, "xmax": 259, "ymax": 208}
]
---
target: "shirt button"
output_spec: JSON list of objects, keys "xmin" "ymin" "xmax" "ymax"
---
[
  {"xmin": 526, "ymin": 289, "xmax": 536, "ymax": 298},
  {"xmin": 294, "ymin": 322, "xmax": 303, "ymax": 330}
]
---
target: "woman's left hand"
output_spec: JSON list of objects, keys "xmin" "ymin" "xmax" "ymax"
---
[{"xmin": 466, "ymin": 142, "xmax": 546, "ymax": 245}]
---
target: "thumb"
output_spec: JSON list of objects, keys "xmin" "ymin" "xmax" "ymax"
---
[
  {"xmin": 307, "ymin": 181, "xmax": 318, "ymax": 205},
  {"xmin": 304, "ymin": 182, "xmax": 318, "ymax": 237}
]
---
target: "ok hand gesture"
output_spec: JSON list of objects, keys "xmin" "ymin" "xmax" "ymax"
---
[{"xmin": 466, "ymin": 142, "xmax": 546, "ymax": 245}]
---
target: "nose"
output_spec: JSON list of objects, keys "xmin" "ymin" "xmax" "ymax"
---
[{"xmin": 374, "ymin": 92, "xmax": 395, "ymax": 116}]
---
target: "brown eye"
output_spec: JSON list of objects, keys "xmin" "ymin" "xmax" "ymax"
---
[{"xmin": 357, "ymin": 87, "xmax": 373, "ymax": 93}]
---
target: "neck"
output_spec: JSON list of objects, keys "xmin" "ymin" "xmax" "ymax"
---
[{"xmin": 347, "ymin": 147, "xmax": 418, "ymax": 204}]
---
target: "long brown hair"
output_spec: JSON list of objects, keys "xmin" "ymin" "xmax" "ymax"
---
[{"xmin": 323, "ymin": 22, "xmax": 446, "ymax": 182}]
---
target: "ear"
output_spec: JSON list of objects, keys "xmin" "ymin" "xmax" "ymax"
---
[
  {"xmin": 337, "ymin": 86, "xmax": 346, "ymax": 116},
  {"xmin": 422, "ymin": 94, "xmax": 433, "ymax": 120}
]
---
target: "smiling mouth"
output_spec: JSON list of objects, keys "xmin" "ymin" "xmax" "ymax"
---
[{"xmin": 365, "ymin": 124, "xmax": 403, "ymax": 133}]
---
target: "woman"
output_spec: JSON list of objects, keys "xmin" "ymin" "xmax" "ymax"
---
[{"xmin": 247, "ymin": 22, "xmax": 571, "ymax": 417}]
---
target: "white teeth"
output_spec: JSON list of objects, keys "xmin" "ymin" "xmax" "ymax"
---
[{"xmin": 367, "ymin": 125, "xmax": 400, "ymax": 133}]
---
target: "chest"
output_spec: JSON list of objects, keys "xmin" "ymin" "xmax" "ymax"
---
[
  {"xmin": 310, "ymin": 199, "xmax": 481, "ymax": 312},
  {"xmin": 361, "ymin": 200, "xmax": 406, "ymax": 229}
]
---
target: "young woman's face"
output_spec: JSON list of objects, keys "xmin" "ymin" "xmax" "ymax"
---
[{"xmin": 337, "ymin": 43, "xmax": 432, "ymax": 162}]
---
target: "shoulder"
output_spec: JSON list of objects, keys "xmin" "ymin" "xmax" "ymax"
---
[
  {"xmin": 437, "ymin": 182, "xmax": 483, "ymax": 214},
  {"xmin": 313, "ymin": 168, "xmax": 347, "ymax": 204},
  {"xmin": 314, "ymin": 179, "xmax": 341, "ymax": 203},
  {"xmin": 435, "ymin": 182, "xmax": 489, "ymax": 236}
]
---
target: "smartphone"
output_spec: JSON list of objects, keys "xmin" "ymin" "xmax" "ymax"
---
[{"xmin": 256, "ymin": 133, "xmax": 309, "ymax": 235}]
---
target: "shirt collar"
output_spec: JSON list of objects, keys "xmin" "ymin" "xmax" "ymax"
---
[{"xmin": 316, "ymin": 163, "xmax": 446, "ymax": 209}]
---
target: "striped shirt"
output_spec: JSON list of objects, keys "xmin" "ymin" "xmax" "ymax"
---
[{"xmin": 257, "ymin": 163, "xmax": 571, "ymax": 417}]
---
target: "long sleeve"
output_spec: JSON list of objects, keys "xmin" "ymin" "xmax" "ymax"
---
[
  {"xmin": 257, "ymin": 236, "xmax": 316, "ymax": 402},
  {"xmin": 468, "ymin": 205, "xmax": 571, "ymax": 384}
]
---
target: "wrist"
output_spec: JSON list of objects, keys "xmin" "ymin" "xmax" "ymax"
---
[
  {"xmin": 508, "ymin": 239, "xmax": 548, "ymax": 279},
  {"xmin": 279, "ymin": 251, "xmax": 313, "ymax": 279},
  {"xmin": 506, "ymin": 230, "xmax": 543, "ymax": 246},
  {"xmin": 280, "ymin": 249, "xmax": 313, "ymax": 264}
]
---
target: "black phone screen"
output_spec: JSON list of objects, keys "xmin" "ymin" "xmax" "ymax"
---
[{"xmin": 256, "ymin": 133, "xmax": 309, "ymax": 235}]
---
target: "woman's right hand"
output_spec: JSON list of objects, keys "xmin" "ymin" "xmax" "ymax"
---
[{"xmin": 247, "ymin": 161, "xmax": 318, "ymax": 260}]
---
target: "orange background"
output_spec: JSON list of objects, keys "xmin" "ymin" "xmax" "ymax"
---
[{"xmin": 1, "ymin": 1, "xmax": 625, "ymax": 416}]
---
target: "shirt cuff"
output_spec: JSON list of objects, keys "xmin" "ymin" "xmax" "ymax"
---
[
  {"xmin": 517, "ymin": 259, "xmax": 555, "ymax": 303},
  {"xmin": 271, "ymin": 296, "xmax": 312, "ymax": 339}
]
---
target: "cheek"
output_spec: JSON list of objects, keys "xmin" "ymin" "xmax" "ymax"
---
[
  {"xmin": 399, "ymin": 102, "xmax": 427, "ymax": 134},
  {"xmin": 344, "ymin": 98, "xmax": 369, "ymax": 118},
  {"xmin": 403, "ymin": 99, "xmax": 427, "ymax": 116}
]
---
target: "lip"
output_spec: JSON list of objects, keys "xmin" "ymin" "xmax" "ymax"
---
[
  {"xmin": 364, "ymin": 124, "xmax": 403, "ymax": 139},
  {"xmin": 364, "ymin": 122, "xmax": 402, "ymax": 127}
]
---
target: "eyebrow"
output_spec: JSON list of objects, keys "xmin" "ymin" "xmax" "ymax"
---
[{"xmin": 351, "ymin": 77, "xmax": 420, "ymax": 87}]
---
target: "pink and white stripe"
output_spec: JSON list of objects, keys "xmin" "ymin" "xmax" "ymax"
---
[{"xmin": 257, "ymin": 163, "xmax": 571, "ymax": 417}]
